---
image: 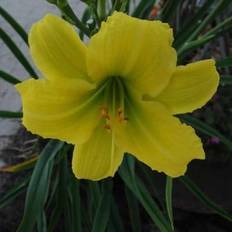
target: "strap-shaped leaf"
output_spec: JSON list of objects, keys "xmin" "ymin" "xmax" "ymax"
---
[
  {"xmin": 119, "ymin": 156, "xmax": 173, "ymax": 232},
  {"xmin": 0, "ymin": 6, "xmax": 28, "ymax": 44},
  {"xmin": 17, "ymin": 140, "xmax": 64, "ymax": 232},
  {"xmin": 0, "ymin": 69, "xmax": 21, "ymax": 84},
  {"xmin": 0, "ymin": 111, "xmax": 22, "ymax": 118},
  {"xmin": 0, "ymin": 28, "xmax": 37, "ymax": 78},
  {"xmin": 0, "ymin": 176, "xmax": 30, "ymax": 209},
  {"xmin": 91, "ymin": 181, "xmax": 113, "ymax": 232},
  {"xmin": 165, "ymin": 176, "xmax": 174, "ymax": 230},
  {"xmin": 180, "ymin": 176, "xmax": 232, "ymax": 222},
  {"xmin": 180, "ymin": 115, "xmax": 232, "ymax": 151}
]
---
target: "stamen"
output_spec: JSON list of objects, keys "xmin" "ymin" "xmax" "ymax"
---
[
  {"xmin": 117, "ymin": 108, "xmax": 128, "ymax": 123},
  {"xmin": 103, "ymin": 124, "xmax": 111, "ymax": 130},
  {"xmin": 100, "ymin": 106, "xmax": 110, "ymax": 120}
]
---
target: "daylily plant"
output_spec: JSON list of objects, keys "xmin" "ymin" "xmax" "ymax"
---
[{"xmin": 16, "ymin": 12, "xmax": 219, "ymax": 180}]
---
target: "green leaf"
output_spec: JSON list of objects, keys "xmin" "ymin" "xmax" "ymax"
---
[
  {"xmin": 80, "ymin": 8, "xmax": 91, "ymax": 40},
  {"xmin": 58, "ymin": 154, "xmax": 72, "ymax": 232},
  {"xmin": 125, "ymin": 186, "xmax": 141, "ymax": 232},
  {"xmin": 0, "ymin": 176, "xmax": 30, "ymax": 209},
  {"xmin": 0, "ymin": 28, "xmax": 37, "ymax": 78},
  {"xmin": 132, "ymin": 0, "xmax": 156, "ymax": 18},
  {"xmin": 216, "ymin": 56, "xmax": 232, "ymax": 68},
  {"xmin": 204, "ymin": 16, "xmax": 232, "ymax": 38},
  {"xmin": 91, "ymin": 181, "xmax": 112, "ymax": 232},
  {"xmin": 0, "ymin": 6, "xmax": 28, "ymax": 44},
  {"xmin": 0, "ymin": 155, "xmax": 37, "ymax": 172},
  {"xmin": 37, "ymin": 211, "xmax": 47, "ymax": 232},
  {"xmin": 68, "ymin": 176, "xmax": 82, "ymax": 232},
  {"xmin": 87, "ymin": 182, "xmax": 101, "ymax": 222},
  {"xmin": 180, "ymin": 115, "xmax": 232, "ymax": 151},
  {"xmin": 177, "ymin": 34, "xmax": 214, "ymax": 57},
  {"xmin": 160, "ymin": 0, "xmax": 182, "ymax": 22},
  {"xmin": 0, "ymin": 111, "xmax": 23, "ymax": 118},
  {"xmin": 220, "ymin": 75, "xmax": 232, "ymax": 86},
  {"xmin": 165, "ymin": 176, "xmax": 174, "ymax": 230},
  {"xmin": 180, "ymin": 176, "xmax": 232, "ymax": 222},
  {"xmin": 17, "ymin": 140, "xmax": 64, "ymax": 232},
  {"xmin": 119, "ymin": 156, "xmax": 173, "ymax": 232},
  {"xmin": 0, "ymin": 69, "xmax": 21, "ymax": 84},
  {"xmin": 174, "ymin": 0, "xmax": 215, "ymax": 48},
  {"xmin": 108, "ymin": 197, "xmax": 125, "ymax": 232},
  {"xmin": 176, "ymin": 0, "xmax": 232, "ymax": 50},
  {"xmin": 178, "ymin": 17, "xmax": 232, "ymax": 57},
  {"xmin": 59, "ymin": 3, "xmax": 91, "ymax": 36}
]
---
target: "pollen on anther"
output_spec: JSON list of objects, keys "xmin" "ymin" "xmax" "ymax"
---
[
  {"xmin": 100, "ymin": 107, "xmax": 110, "ymax": 120},
  {"xmin": 103, "ymin": 124, "xmax": 111, "ymax": 130},
  {"xmin": 117, "ymin": 108, "xmax": 128, "ymax": 123}
]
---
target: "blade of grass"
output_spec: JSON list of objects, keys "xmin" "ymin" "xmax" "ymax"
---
[
  {"xmin": 180, "ymin": 176, "xmax": 232, "ymax": 222},
  {"xmin": 119, "ymin": 156, "xmax": 173, "ymax": 232},
  {"xmin": 0, "ymin": 6, "xmax": 28, "ymax": 44},
  {"xmin": 180, "ymin": 115, "xmax": 232, "ymax": 151},
  {"xmin": 0, "ymin": 111, "xmax": 22, "ymax": 118},
  {"xmin": 91, "ymin": 180, "xmax": 113, "ymax": 232},
  {"xmin": 0, "ymin": 69, "xmax": 21, "ymax": 84},
  {"xmin": 17, "ymin": 140, "xmax": 64, "ymax": 232},
  {"xmin": 0, "ymin": 28, "xmax": 37, "ymax": 78},
  {"xmin": 165, "ymin": 176, "xmax": 174, "ymax": 230}
]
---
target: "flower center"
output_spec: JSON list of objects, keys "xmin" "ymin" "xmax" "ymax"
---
[{"xmin": 100, "ymin": 77, "xmax": 128, "ymax": 130}]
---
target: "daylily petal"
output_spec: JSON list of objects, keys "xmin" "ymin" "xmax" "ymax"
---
[
  {"xmin": 115, "ymin": 100, "xmax": 204, "ymax": 177},
  {"xmin": 16, "ymin": 78, "xmax": 101, "ymax": 144},
  {"xmin": 154, "ymin": 59, "xmax": 219, "ymax": 114},
  {"xmin": 72, "ymin": 124, "xmax": 124, "ymax": 180},
  {"xmin": 87, "ymin": 11, "xmax": 176, "ymax": 96},
  {"xmin": 29, "ymin": 14, "xmax": 88, "ymax": 81}
]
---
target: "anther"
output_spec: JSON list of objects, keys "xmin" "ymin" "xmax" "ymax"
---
[
  {"xmin": 103, "ymin": 124, "xmax": 111, "ymax": 130},
  {"xmin": 117, "ymin": 108, "xmax": 128, "ymax": 123},
  {"xmin": 100, "ymin": 107, "xmax": 110, "ymax": 120}
]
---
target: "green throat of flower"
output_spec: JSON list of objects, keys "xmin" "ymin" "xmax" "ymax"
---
[{"xmin": 100, "ymin": 77, "xmax": 128, "ymax": 130}]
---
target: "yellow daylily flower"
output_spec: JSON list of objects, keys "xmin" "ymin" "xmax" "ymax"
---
[{"xmin": 16, "ymin": 12, "xmax": 219, "ymax": 180}]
